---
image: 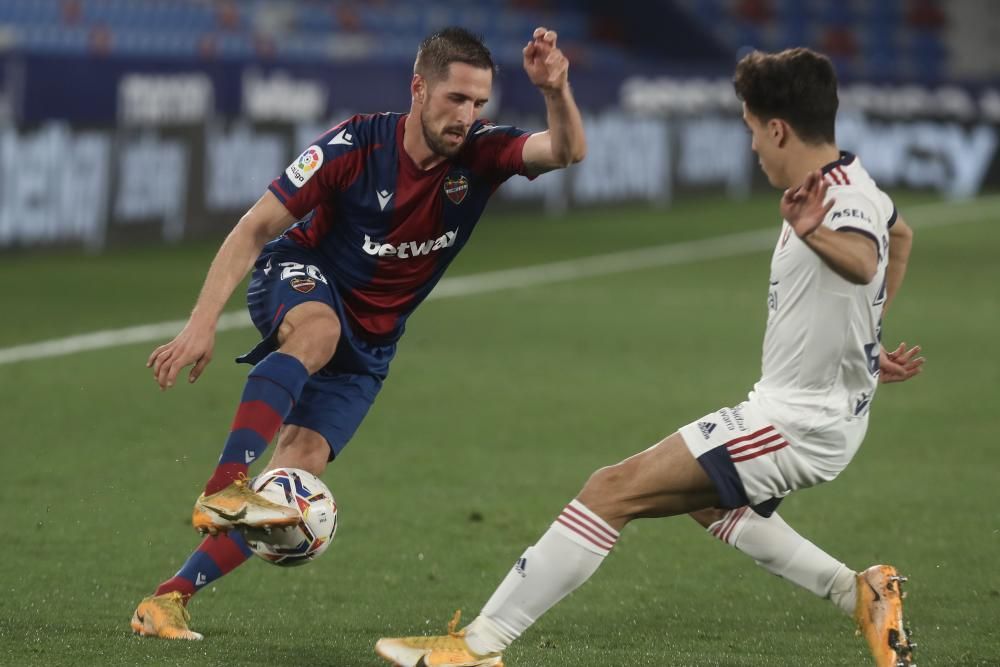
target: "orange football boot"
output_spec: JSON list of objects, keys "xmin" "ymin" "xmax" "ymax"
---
[
  {"xmin": 375, "ymin": 611, "xmax": 504, "ymax": 667},
  {"xmin": 855, "ymin": 564, "xmax": 916, "ymax": 666},
  {"xmin": 130, "ymin": 591, "xmax": 203, "ymax": 640},
  {"xmin": 191, "ymin": 476, "xmax": 300, "ymax": 535}
]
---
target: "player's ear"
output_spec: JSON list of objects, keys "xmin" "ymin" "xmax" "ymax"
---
[
  {"xmin": 769, "ymin": 118, "xmax": 789, "ymax": 148},
  {"xmin": 411, "ymin": 74, "xmax": 425, "ymax": 104}
]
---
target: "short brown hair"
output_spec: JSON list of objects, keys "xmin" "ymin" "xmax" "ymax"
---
[
  {"xmin": 414, "ymin": 27, "xmax": 496, "ymax": 82},
  {"xmin": 733, "ymin": 48, "xmax": 839, "ymax": 144}
]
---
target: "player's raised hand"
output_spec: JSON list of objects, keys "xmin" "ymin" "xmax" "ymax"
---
[
  {"xmin": 147, "ymin": 319, "xmax": 216, "ymax": 390},
  {"xmin": 781, "ymin": 170, "xmax": 834, "ymax": 238},
  {"xmin": 879, "ymin": 342, "xmax": 924, "ymax": 383},
  {"xmin": 523, "ymin": 27, "xmax": 569, "ymax": 92}
]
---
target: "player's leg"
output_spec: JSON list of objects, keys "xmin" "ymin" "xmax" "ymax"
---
[
  {"xmin": 376, "ymin": 400, "xmax": 820, "ymax": 665},
  {"xmin": 690, "ymin": 507, "xmax": 857, "ymax": 614},
  {"xmin": 263, "ymin": 424, "xmax": 329, "ymax": 475},
  {"xmin": 136, "ymin": 365, "xmax": 383, "ymax": 640},
  {"xmin": 461, "ymin": 434, "xmax": 717, "ymax": 653},
  {"xmin": 375, "ymin": 432, "xmax": 720, "ymax": 665},
  {"xmin": 134, "ymin": 295, "xmax": 339, "ymax": 640},
  {"xmin": 684, "ymin": 403, "xmax": 915, "ymax": 666},
  {"xmin": 132, "ymin": 424, "xmax": 327, "ymax": 640},
  {"xmin": 192, "ymin": 300, "xmax": 339, "ymax": 534},
  {"xmin": 690, "ymin": 509, "xmax": 914, "ymax": 665}
]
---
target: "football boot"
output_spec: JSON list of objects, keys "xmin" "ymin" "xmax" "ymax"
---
[
  {"xmin": 375, "ymin": 611, "xmax": 504, "ymax": 667},
  {"xmin": 130, "ymin": 591, "xmax": 203, "ymax": 641},
  {"xmin": 855, "ymin": 564, "xmax": 916, "ymax": 666},
  {"xmin": 192, "ymin": 476, "xmax": 300, "ymax": 535}
]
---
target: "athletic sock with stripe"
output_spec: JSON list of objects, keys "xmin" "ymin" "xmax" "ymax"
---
[
  {"xmin": 463, "ymin": 499, "xmax": 619, "ymax": 655},
  {"xmin": 203, "ymin": 351, "xmax": 310, "ymax": 495},
  {"xmin": 154, "ymin": 532, "xmax": 253, "ymax": 601},
  {"xmin": 708, "ymin": 508, "xmax": 857, "ymax": 615}
]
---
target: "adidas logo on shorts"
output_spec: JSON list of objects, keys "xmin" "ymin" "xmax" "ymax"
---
[{"xmin": 698, "ymin": 421, "xmax": 717, "ymax": 439}]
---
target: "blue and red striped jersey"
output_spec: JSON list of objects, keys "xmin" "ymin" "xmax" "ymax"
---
[{"xmin": 267, "ymin": 112, "xmax": 532, "ymax": 343}]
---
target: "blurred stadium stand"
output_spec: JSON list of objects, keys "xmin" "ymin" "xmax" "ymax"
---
[
  {"xmin": 0, "ymin": 0, "xmax": 626, "ymax": 65},
  {"xmin": 672, "ymin": 0, "xmax": 954, "ymax": 82},
  {"xmin": 0, "ymin": 0, "xmax": 990, "ymax": 83}
]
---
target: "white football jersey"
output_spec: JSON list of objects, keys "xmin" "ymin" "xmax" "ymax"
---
[{"xmin": 753, "ymin": 152, "xmax": 894, "ymax": 424}]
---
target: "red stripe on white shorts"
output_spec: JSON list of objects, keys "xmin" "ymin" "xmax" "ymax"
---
[{"xmin": 731, "ymin": 441, "xmax": 788, "ymax": 463}]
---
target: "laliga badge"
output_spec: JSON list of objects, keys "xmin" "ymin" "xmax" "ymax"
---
[
  {"xmin": 285, "ymin": 145, "xmax": 324, "ymax": 188},
  {"xmin": 290, "ymin": 277, "xmax": 316, "ymax": 293},
  {"xmin": 443, "ymin": 175, "xmax": 469, "ymax": 204}
]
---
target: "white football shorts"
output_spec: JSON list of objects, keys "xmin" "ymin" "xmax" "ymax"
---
[{"xmin": 678, "ymin": 392, "xmax": 868, "ymax": 515}]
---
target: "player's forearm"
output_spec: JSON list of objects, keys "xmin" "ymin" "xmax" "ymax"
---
[
  {"xmin": 542, "ymin": 85, "xmax": 586, "ymax": 167},
  {"xmin": 802, "ymin": 227, "xmax": 878, "ymax": 285},
  {"xmin": 189, "ymin": 219, "xmax": 269, "ymax": 327},
  {"xmin": 883, "ymin": 219, "xmax": 913, "ymax": 312}
]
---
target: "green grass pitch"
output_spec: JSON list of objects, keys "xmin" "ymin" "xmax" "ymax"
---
[{"xmin": 1, "ymin": 193, "xmax": 998, "ymax": 666}]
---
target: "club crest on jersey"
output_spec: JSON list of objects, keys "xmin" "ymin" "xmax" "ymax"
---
[
  {"xmin": 443, "ymin": 175, "xmax": 469, "ymax": 205},
  {"xmin": 290, "ymin": 277, "xmax": 316, "ymax": 293},
  {"xmin": 285, "ymin": 145, "xmax": 324, "ymax": 188}
]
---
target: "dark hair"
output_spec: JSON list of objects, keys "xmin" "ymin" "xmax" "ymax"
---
[
  {"xmin": 733, "ymin": 48, "xmax": 839, "ymax": 144},
  {"xmin": 414, "ymin": 27, "xmax": 496, "ymax": 82}
]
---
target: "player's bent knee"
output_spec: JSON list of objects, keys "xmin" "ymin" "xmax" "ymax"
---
[
  {"xmin": 584, "ymin": 463, "xmax": 628, "ymax": 497},
  {"xmin": 577, "ymin": 464, "xmax": 631, "ymax": 514},
  {"xmin": 268, "ymin": 426, "xmax": 330, "ymax": 477},
  {"xmin": 277, "ymin": 303, "xmax": 341, "ymax": 373},
  {"xmin": 689, "ymin": 507, "xmax": 728, "ymax": 529}
]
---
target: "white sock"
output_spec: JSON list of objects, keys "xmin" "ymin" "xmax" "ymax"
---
[
  {"xmin": 463, "ymin": 499, "xmax": 620, "ymax": 655},
  {"xmin": 708, "ymin": 507, "xmax": 857, "ymax": 615}
]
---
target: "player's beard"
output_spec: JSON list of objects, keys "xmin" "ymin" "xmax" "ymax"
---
[{"xmin": 421, "ymin": 111, "xmax": 465, "ymax": 158}]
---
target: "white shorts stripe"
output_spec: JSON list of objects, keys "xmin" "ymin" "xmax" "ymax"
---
[
  {"xmin": 731, "ymin": 441, "xmax": 788, "ymax": 463},
  {"xmin": 727, "ymin": 431, "xmax": 785, "ymax": 459}
]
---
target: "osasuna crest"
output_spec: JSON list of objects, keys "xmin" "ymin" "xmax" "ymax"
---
[
  {"xmin": 290, "ymin": 277, "xmax": 316, "ymax": 293},
  {"xmin": 443, "ymin": 175, "xmax": 469, "ymax": 204}
]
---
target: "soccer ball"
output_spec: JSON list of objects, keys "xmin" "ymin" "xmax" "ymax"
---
[{"xmin": 243, "ymin": 468, "xmax": 338, "ymax": 567}]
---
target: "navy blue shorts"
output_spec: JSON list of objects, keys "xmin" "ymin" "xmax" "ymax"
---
[{"xmin": 236, "ymin": 245, "xmax": 395, "ymax": 458}]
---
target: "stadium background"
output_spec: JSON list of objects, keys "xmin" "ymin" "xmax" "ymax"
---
[{"xmin": 1, "ymin": 1, "xmax": 997, "ymax": 665}]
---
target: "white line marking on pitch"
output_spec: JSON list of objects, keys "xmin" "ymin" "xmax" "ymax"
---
[{"xmin": 1, "ymin": 195, "xmax": 996, "ymax": 366}]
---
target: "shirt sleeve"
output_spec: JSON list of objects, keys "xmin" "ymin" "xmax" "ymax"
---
[
  {"xmin": 464, "ymin": 122, "xmax": 533, "ymax": 182},
  {"xmin": 268, "ymin": 116, "xmax": 368, "ymax": 220},
  {"xmin": 824, "ymin": 193, "xmax": 883, "ymax": 256}
]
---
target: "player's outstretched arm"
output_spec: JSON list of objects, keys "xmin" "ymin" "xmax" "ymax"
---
[
  {"xmin": 520, "ymin": 27, "xmax": 587, "ymax": 174},
  {"xmin": 147, "ymin": 191, "xmax": 295, "ymax": 390},
  {"xmin": 781, "ymin": 170, "xmax": 878, "ymax": 284}
]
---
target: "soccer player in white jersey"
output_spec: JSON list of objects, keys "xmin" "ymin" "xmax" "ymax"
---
[{"xmin": 375, "ymin": 48, "xmax": 923, "ymax": 667}]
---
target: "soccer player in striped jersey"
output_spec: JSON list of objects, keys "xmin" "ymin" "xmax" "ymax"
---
[
  {"xmin": 375, "ymin": 49, "xmax": 922, "ymax": 667},
  {"xmin": 131, "ymin": 26, "xmax": 586, "ymax": 640}
]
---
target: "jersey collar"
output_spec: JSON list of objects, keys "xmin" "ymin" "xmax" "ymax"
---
[{"xmin": 821, "ymin": 150, "xmax": 856, "ymax": 174}]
